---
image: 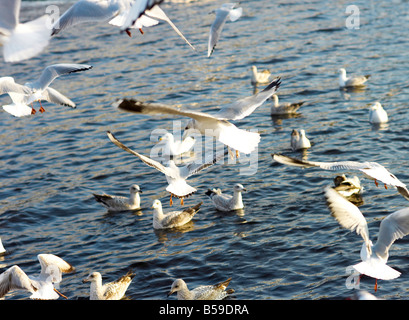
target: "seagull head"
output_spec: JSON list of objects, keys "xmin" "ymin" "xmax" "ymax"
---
[
  {"xmin": 234, "ymin": 184, "xmax": 246, "ymax": 192},
  {"xmin": 130, "ymin": 184, "xmax": 142, "ymax": 194}
]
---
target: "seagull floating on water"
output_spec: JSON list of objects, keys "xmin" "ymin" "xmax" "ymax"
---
[
  {"xmin": 0, "ymin": 0, "xmax": 51, "ymax": 62},
  {"xmin": 369, "ymin": 102, "xmax": 388, "ymax": 124},
  {"xmin": 116, "ymin": 78, "xmax": 281, "ymax": 156},
  {"xmin": 83, "ymin": 270, "xmax": 135, "ymax": 300},
  {"xmin": 333, "ymin": 174, "xmax": 362, "ymax": 197},
  {"xmin": 93, "ymin": 184, "xmax": 142, "ymax": 212},
  {"xmin": 205, "ymin": 183, "xmax": 246, "ymax": 211},
  {"xmin": 272, "ymin": 153, "xmax": 409, "ymax": 201},
  {"xmin": 250, "ymin": 66, "xmax": 273, "ymax": 85},
  {"xmin": 325, "ymin": 187, "xmax": 409, "ymax": 291},
  {"xmin": 1, "ymin": 63, "xmax": 92, "ymax": 117},
  {"xmin": 152, "ymin": 199, "xmax": 202, "ymax": 229},
  {"xmin": 207, "ymin": 3, "xmax": 242, "ymax": 57},
  {"xmin": 338, "ymin": 68, "xmax": 370, "ymax": 88},
  {"xmin": 270, "ymin": 94, "xmax": 304, "ymax": 115},
  {"xmin": 0, "ymin": 254, "xmax": 75, "ymax": 300},
  {"xmin": 168, "ymin": 277, "xmax": 234, "ymax": 300},
  {"xmin": 107, "ymin": 131, "xmax": 226, "ymax": 205},
  {"xmin": 290, "ymin": 129, "xmax": 311, "ymax": 151}
]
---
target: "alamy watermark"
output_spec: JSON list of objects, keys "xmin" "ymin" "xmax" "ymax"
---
[
  {"xmin": 345, "ymin": 265, "xmax": 361, "ymax": 289},
  {"xmin": 345, "ymin": 5, "xmax": 360, "ymax": 29},
  {"xmin": 149, "ymin": 120, "xmax": 259, "ymax": 176}
]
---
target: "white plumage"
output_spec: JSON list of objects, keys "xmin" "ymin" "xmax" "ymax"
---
[
  {"xmin": 93, "ymin": 184, "xmax": 142, "ymax": 211},
  {"xmin": 205, "ymin": 183, "xmax": 246, "ymax": 211},
  {"xmin": 152, "ymin": 199, "xmax": 202, "ymax": 229},
  {"xmin": 83, "ymin": 270, "xmax": 135, "ymax": 300},
  {"xmin": 369, "ymin": 101, "xmax": 388, "ymax": 124},
  {"xmin": 325, "ymin": 187, "xmax": 409, "ymax": 290},
  {"xmin": 290, "ymin": 129, "xmax": 311, "ymax": 151},
  {"xmin": 1, "ymin": 64, "xmax": 92, "ymax": 117},
  {"xmin": 0, "ymin": 254, "xmax": 74, "ymax": 300},
  {"xmin": 250, "ymin": 66, "xmax": 273, "ymax": 85},
  {"xmin": 338, "ymin": 68, "xmax": 370, "ymax": 88},
  {"xmin": 0, "ymin": 0, "xmax": 51, "ymax": 62},
  {"xmin": 168, "ymin": 277, "xmax": 234, "ymax": 300}
]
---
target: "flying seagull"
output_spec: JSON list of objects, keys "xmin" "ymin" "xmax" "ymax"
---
[
  {"xmin": 116, "ymin": 78, "xmax": 281, "ymax": 156},
  {"xmin": 272, "ymin": 153, "xmax": 409, "ymax": 201},
  {"xmin": 107, "ymin": 131, "xmax": 227, "ymax": 205}
]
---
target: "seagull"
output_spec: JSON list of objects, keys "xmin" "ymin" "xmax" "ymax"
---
[
  {"xmin": 82, "ymin": 270, "xmax": 135, "ymax": 300},
  {"xmin": 250, "ymin": 66, "xmax": 273, "ymax": 85},
  {"xmin": 0, "ymin": 254, "xmax": 75, "ymax": 300},
  {"xmin": 116, "ymin": 78, "xmax": 281, "ymax": 156},
  {"xmin": 369, "ymin": 102, "xmax": 388, "ymax": 124},
  {"xmin": 93, "ymin": 184, "xmax": 142, "ymax": 212},
  {"xmin": 333, "ymin": 174, "xmax": 362, "ymax": 197},
  {"xmin": 0, "ymin": 238, "xmax": 6, "ymax": 255},
  {"xmin": 325, "ymin": 187, "xmax": 409, "ymax": 291},
  {"xmin": 152, "ymin": 199, "xmax": 202, "ymax": 229},
  {"xmin": 290, "ymin": 129, "xmax": 311, "ymax": 151},
  {"xmin": 207, "ymin": 3, "xmax": 242, "ymax": 57},
  {"xmin": 158, "ymin": 132, "xmax": 195, "ymax": 157},
  {"xmin": 205, "ymin": 183, "xmax": 246, "ymax": 211},
  {"xmin": 0, "ymin": 0, "xmax": 51, "ymax": 62},
  {"xmin": 272, "ymin": 153, "xmax": 409, "ymax": 201},
  {"xmin": 1, "ymin": 64, "xmax": 93, "ymax": 117},
  {"xmin": 120, "ymin": 0, "xmax": 164, "ymax": 32},
  {"xmin": 52, "ymin": 1, "xmax": 195, "ymax": 50},
  {"xmin": 107, "ymin": 131, "xmax": 227, "ymax": 205},
  {"xmin": 168, "ymin": 277, "xmax": 234, "ymax": 300},
  {"xmin": 51, "ymin": 0, "xmax": 130, "ymax": 36},
  {"xmin": 270, "ymin": 94, "xmax": 304, "ymax": 115},
  {"xmin": 338, "ymin": 68, "xmax": 370, "ymax": 88}
]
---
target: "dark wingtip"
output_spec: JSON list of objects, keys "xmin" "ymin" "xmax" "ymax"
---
[{"xmin": 261, "ymin": 77, "xmax": 282, "ymax": 93}]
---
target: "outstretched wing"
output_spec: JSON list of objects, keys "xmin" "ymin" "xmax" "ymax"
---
[
  {"xmin": 215, "ymin": 78, "xmax": 281, "ymax": 120},
  {"xmin": 107, "ymin": 131, "xmax": 177, "ymax": 179},
  {"xmin": 324, "ymin": 187, "xmax": 370, "ymax": 247},
  {"xmin": 29, "ymin": 64, "xmax": 92, "ymax": 91},
  {"xmin": 51, "ymin": 0, "xmax": 122, "ymax": 35},
  {"xmin": 42, "ymin": 87, "xmax": 75, "ymax": 107},
  {"xmin": 116, "ymin": 98, "xmax": 219, "ymax": 122}
]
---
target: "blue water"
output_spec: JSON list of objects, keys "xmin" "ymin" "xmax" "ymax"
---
[{"xmin": 1, "ymin": 0, "xmax": 409, "ymax": 300}]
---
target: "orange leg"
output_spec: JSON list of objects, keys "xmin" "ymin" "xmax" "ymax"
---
[
  {"xmin": 39, "ymin": 100, "xmax": 45, "ymax": 113},
  {"xmin": 374, "ymin": 179, "xmax": 379, "ymax": 187},
  {"xmin": 170, "ymin": 194, "xmax": 173, "ymax": 206},
  {"xmin": 31, "ymin": 103, "xmax": 36, "ymax": 114},
  {"xmin": 139, "ymin": 28, "xmax": 144, "ymax": 35},
  {"xmin": 374, "ymin": 279, "xmax": 378, "ymax": 292},
  {"xmin": 54, "ymin": 288, "xmax": 68, "ymax": 299},
  {"xmin": 125, "ymin": 30, "xmax": 132, "ymax": 37},
  {"xmin": 180, "ymin": 197, "xmax": 184, "ymax": 206},
  {"xmin": 384, "ymin": 184, "xmax": 388, "ymax": 189}
]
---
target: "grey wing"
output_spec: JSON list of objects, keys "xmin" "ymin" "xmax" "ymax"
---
[
  {"xmin": 106, "ymin": 131, "xmax": 177, "ymax": 179},
  {"xmin": 0, "ymin": 77, "xmax": 31, "ymax": 95},
  {"xmin": 272, "ymin": 154, "xmax": 369, "ymax": 171},
  {"xmin": 30, "ymin": 64, "xmax": 93, "ymax": 91},
  {"xmin": 0, "ymin": 0, "xmax": 19, "ymax": 32},
  {"xmin": 216, "ymin": 78, "xmax": 281, "ymax": 120},
  {"xmin": 51, "ymin": 0, "xmax": 121, "ymax": 35},
  {"xmin": 345, "ymin": 75, "xmax": 369, "ymax": 87},
  {"xmin": 0, "ymin": 265, "xmax": 36, "ymax": 298},
  {"xmin": 210, "ymin": 193, "xmax": 232, "ymax": 210},
  {"xmin": 120, "ymin": 0, "xmax": 164, "ymax": 31},
  {"xmin": 207, "ymin": 6, "xmax": 230, "ymax": 57},
  {"xmin": 374, "ymin": 208, "xmax": 409, "ymax": 260},
  {"xmin": 41, "ymin": 87, "xmax": 75, "ymax": 107},
  {"xmin": 186, "ymin": 149, "xmax": 228, "ymax": 178},
  {"xmin": 116, "ymin": 99, "xmax": 218, "ymax": 122}
]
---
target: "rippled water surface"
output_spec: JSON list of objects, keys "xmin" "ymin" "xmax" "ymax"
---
[{"xmin": 1, "ymin": 0, "xmax": 409, "ymax": 300}]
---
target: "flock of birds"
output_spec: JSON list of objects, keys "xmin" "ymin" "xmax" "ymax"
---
[{"xmin": 0, "ymin": 0, "xmax": 406, "ymax": 301}]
